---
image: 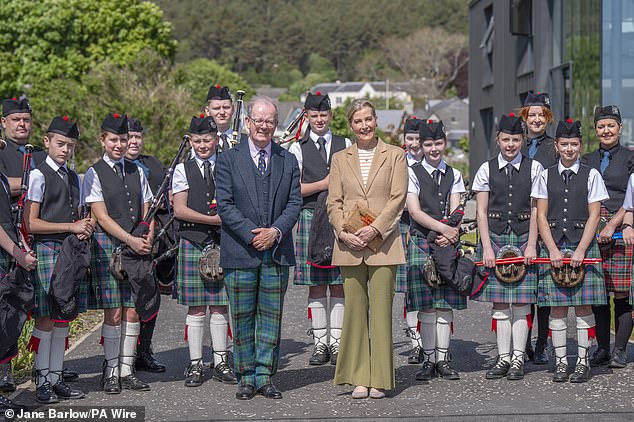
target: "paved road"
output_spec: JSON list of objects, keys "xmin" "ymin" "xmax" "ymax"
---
[{"xmin": 10, "ymin": 280, "xmax": 634, "ymax": 421}]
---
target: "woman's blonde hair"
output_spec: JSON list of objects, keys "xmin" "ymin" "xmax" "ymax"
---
[{"xmin": 347, "ymin": 99, "xmax": 377, "ymax": 125}]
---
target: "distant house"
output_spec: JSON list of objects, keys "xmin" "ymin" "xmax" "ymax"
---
[
  {"xmin": 413, "ymin": 98, "xmax": 469, "ymax": 148},
  {"xmin": 303, "ymin": 81, "xmax": 414, "ymax": 113}
]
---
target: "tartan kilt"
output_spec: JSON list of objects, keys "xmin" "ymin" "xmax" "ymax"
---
[
  {"xmin": 395, "ymin": 221, "xmax": 409, "ymax": 293},
  {"xmin": 0, "ymin": 249, "xmax": 11, "ymax": 278},
  {"xmin": 598, "ymin": 207, "xmax": 632, "ymax": 293},
  {"xmin": 176, "ymin": 238, "xmax": 228, "ymax": 306},
  {"xmin": 91, "ymin": 232, "xmax": 134, "ymax": 309},
  {"xmin": 32, "ymin": 240, "xmax": 88, "ymax": 319},
  {"xmin": 293, "ymin": 208, "xmax": 342, "ymax": 286},
  {"xmin": 537, "ymin": 240, "xmax": 606, "ymax": 307},
  {"xmin": 406, "ymin": 234, "xmax": 467, "ymax": 310},
  {"xmin": 472, "ymin": 231, "xmax": 538, "ymax": 304}
]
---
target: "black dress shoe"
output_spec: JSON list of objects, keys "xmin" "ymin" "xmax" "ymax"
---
[
  {"xmin": 257, "ymin": 383, "xmax": 282, "ymax": 399},
  {"xmin": 589, "ymin": 348, "xmax": 611, "ymax": 367},
  {"xmin": 212, "ymin": 363, "xmax": 237, "ymax": 384},
  {"xmin": 436, "ymin": 360, "xmax": 460, "ymax": 380},
  {"xmin": 506, "ymin": 361, "xmax": 524, "ymax": 380},
  {"xmin": 236, "ymin": 384, "xmax": 256, "ymax": 400},
  {"xmin": 53, "ymin": 381, "xmax": 85, "ymax": 400},
  {"xmin": 184, "ymin": 363, "xmax": 204, "ymax": 387},
  {"xmin": 533, "ymin": 346, "xmax": 549, "ymax": 365},
  {"xmin": 407, "ymin": 346, "xmax": 422, "ymax": 364},
  {"xmin": 329, "ymin": 344, "xmax": 339, "ymax": 366},
  {"xmin": 308, "ymin": 344, "xmax": 330, "ymax": 366},
  {"xmin": 553, "ymin": 363, "xmax": 569, "ymax": 383},
  {"xmin": 0, "ymin": 394, "xmax": 28, "ymax": 412},
  {"xmin": 0, "ymin": 363, "xmax": 15, "ymax": 393},
  {"xmin": 414, "ymin": 361, "xmax": 436, "ymax": 382},
  {"xmin": 135, "ymin": 344, "xmax": 166, "ymax": 373},
  {"xmin": 569, "ymin": 363, "xmax": 590, "ymax": 383},
  {"xmin": 101, "ymin": 374, "xmax": 121, "ymax": 394},
  {"xmin": 35, "ymin": 382, "xmax": 59, "ymax": 404},
  {"xmin": 608, "ymin": 347, "xmax": 627, "ymax": 368},
  {"xmin": 120, "ymin": 373, "xmax": 150, "ymax": 391},
  {"xmin": 486, "ymin": 357, "xmax": 511, "ymax": 379}
]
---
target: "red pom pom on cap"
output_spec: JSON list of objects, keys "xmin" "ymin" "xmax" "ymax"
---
[
  {"xmin": 63, "ymin": 116, "xmax": 69, "ymax": 122},
  {"xmin": 509, "ymin": 112, "xmax": 515, "ymax": 117},
  {"xmin": 199, "ymin": 113, "xmax": 205, "ymax": 118},
  {"xmin": 113, "ymin": 113, "xmax": 120, "ymax": 118},
  {"xmin": 428, "ymin": 119, "xmax": 433, "ymax": 124},
  {"xmin": 566, "ymin": 118, "xmax": 573, "ymax": 123},
  {"xmin": 215, "ymin": 84, "xmax": 220, "ymax": 88},
  {"xmin": 12, "ymin": 97, "xmax": 16, "ymax": 101},
  {"xmin": 412, "ymin": 115, "xmax": 417, "ymax": 119},
  {"xmin": 316, "ymin": 91, "xmax": 321, "ymax": 95}
]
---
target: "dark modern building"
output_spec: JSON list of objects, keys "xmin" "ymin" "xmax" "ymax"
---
[{"xmin": 469, "ymin": 0, "xmax": 634, "ymax": 179}]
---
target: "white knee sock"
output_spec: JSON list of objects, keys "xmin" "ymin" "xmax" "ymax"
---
[
  {"xmin": 308, "ymin": 297, "xmax": 328, "ymax": 347},
  {"xmin": 492, "ymin": 308, "xmax": 512, "ymax": 363},
  {"xmin": 549, "ymin": 317, "xmax": 568, "ymax": 366},
  {"xmin": 511, "ymin": 304, "xmax": 531, "ymax": 364},
  {"xmin": 329, "ymin": 297, "xmax": 344, "ymax": 349},
  {"xmin": 185, "ymin": 315, "xmax": 205, "ymax": 363},
  {"xmin": 50, "ymin": 326, "xmax": 69, "ymax": 385},
  {"xmin": 210, "ymin": 312, "xmax": 229, "ymax": 366},
  {"xmin": 576, "ymin": 314, "xmax": 595, "ymax": 367},
  {"xmin": 31, "ymin": 328, "xmax": 52, "ymax": 387},
  {"xmin": 418, "ymin": 311, "xmax": 437, "ymax": 363},
  {"xmin": 101, "ymin": 324, "xmax": 121, "ymax": 379},
  {"xmin": 406, "ymin": 310, "xmax": 422, "ymax": 349},
  {"xmin": 119, "ymin": 321, "xmax": 140, "ymax": 377},
  {"xmin": 436, "ymin": 309, "xmax": 453, "ymax": 362}
]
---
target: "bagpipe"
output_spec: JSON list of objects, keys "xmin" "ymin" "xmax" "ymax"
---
[
  {"xmin": 276, "ymin": 108, "xmax": 306, "ymax": 144},
  {"xmin": 229, "ymin": 90, "xmax": 246, "ymax": 146}
]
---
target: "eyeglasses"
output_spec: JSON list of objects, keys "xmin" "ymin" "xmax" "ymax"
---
[{"xmin": 248, "ymin": 117, "xmax": 277, "ymax": 128}]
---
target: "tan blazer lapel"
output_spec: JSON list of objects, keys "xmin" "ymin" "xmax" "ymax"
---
[
  {"xmin": 365, "ymin": 140, "xmax": 388, "ymax": 192},
  {"xmin": 345, "ymin": 144, "xmax": 365, "ymax": 193}
]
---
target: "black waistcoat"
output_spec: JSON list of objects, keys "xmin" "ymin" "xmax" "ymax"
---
[
  {"xmin": 487, "ymin": 156, "xmax": 533, "ymax": 235},
  {"xmin": 410, "ymin": 163, "xmax": 455, "ymax": 237},
  {"xmin": 581, "ymin": 143, "xmax": 634, "ymax": 212},
  {"xmin": 547, "ymin": 164, "xmax": 590, "ymax": 244},
  {"xmin": 0, "ymin": 174, "xmax": 17, "ymax": 244},
  {"xmin": 527, "ymin": 134, "xmax": 558, "ymax": 169},
  {"xmin": 299, "ymin": 134, "xmax": 346, "ymax": 209},
  {"xmin": 35, "ymin": 163, "xmax": 80, "ymax": 242},
  {"xmin": 177, "ymin": 159, "xmax": 219, "ymax": 245},
  {"xmin": 254, "ymin": 163, "xmax": 272, "ymax": 228},
  {"xmin": 134, "ymin": 155, "xmax": 165, "ymax": 196},
  {"xmin": 92, "ymin": 159, "xmax": 142, "ymax": 233}
]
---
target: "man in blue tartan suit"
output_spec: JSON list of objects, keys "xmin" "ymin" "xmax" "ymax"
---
[{"xmin": 216, "ymin": 96, "xmax": 302, "ymax": 400}]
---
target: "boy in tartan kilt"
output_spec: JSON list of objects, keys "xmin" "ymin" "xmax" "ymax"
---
[
  {"xmin": 472, "ymin": 113, "xmax": 544, "ymax": 381},
  {"xmin": 532, "ymin": 119, "xmax": 609, "ymax": 383},
  {"xmin": 289, "ymin": 92, "xmax": 351, "ymax": 366},
  {"xmin": 581, "ymin": 105, "xmax": 634, "ymax": 368},
  {"xmin": 83, "ymin": 113, "xmax": 154, "ymax": 394},
  {"xmin": 172, "ymin": 115, "xmax": 236, "ymax": 387},
  {"xmin": 406, "ymin": 118, "xmax": 466, "ymax": 382},
  {"xmin": 25, "ymin": 116, "xmax": 93, "ymax": 404}
]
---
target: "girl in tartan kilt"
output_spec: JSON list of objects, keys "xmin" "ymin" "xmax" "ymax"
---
[
  {"xmin": 83, "ymin": 113, "xmax": 154, "ymax": 394},
  {"xmin": 172, "ymin": 115, "xmax": 235, "ymax": 387},
  {"xmin": 472, "ymin": 113, "xmax": 543, "ymax": 381},
  {"xmin": 24, "ymin": 116, "xmax": 93, "ymax": 404},
  {"xmin": 618, "ymin": 173, "xmax": 634, "ymax": 361},
  {"xmin": 581, "ymin": 105, "xmax": 634, "ymax": 368},
  {"xmin": 406, "ymin": 119, "xmax": 466, "ymax": 382},
  {"xmin": 289, "ymin": 92, "xmax": 351, "ymax": 366},
  {"xmin": 532, "ymin": 119, "xmax": 608, "ymax": 383}
]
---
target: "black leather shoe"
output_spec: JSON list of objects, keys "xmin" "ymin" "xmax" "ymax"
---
[
  {"xmin": 0, "ymin": 394, "xmax": 28, "ymax": 412},
  {"xmin": 184, "ymin": 363, "xmax": 204, "ymax": 387},
  {"xmin": 608, "ymin": 347, "xmax": 627, "ymax": 368},
  {"xmin": 329, "ymin": 344, "xmax": 339, "ymax": 366},
  {"xmin": 414, "ymin": 361, "xmax": 436, "ymax": 382},
  {"xmin": 62, "ymin": 369, "xmax": 79, "ymax": 382},
  {"xmin": 486, "ymin": 357, "xmax": 510, "ymax": 380},
  {"xmin": 212, "ymin": 363, "xmax": 237, "ymax": 384},
  {"xmin": 120, "ymin": 373, "xmax": 150, "ymax": 391},
  {"xmin": 533, "ymin": 346, "xmax": 549, "ymax": 365},
  {"xmin": 308, "ymin": 344, "xmax": 330, "ymax": 366},
  {"xmin": 101, "ymin": 374, "xmax": 120, "ymax": 394},
  {"xmin": 53, "ymin": 381, "xmax": 85, "ymax": 400},
  {"xmin": 135, "ymin": 343, "xmax": 166, "ymax": 373},
  {"xmin": 589, "ymin": 348, "xmax": 611, "ymax": 367},
  {"xmin": 0, "ymin": 363, "xmax": 15, "ymax": 393},
  {"xmin": 525, "ymin": 343, "xmax": 535, "ymax": 362},
  {"xmin": 257, "ymin": 383, "xmax": 282, "ymax": 399},
  {"xmin": 35, "ymin": 382, "xmax": 59, "ymax": 404},
  {"xmin": 436, "ymin": 360, "xmax": 460, "ymax": 380},
  {"xmin": 236, "ymin": 384, "xmax": 256, "ymax": 400},
  {"xmin": 569, "ymin": 363, "xmax": 590, "ymax": 383},
  {"xmin": 553, "ymin": 363, "xmax": 569, "ymax": 383},
  {"xmin": 506, "ymin": 362, "xmax": 524, "ymax": 380},
  {"xmin": 407, "ymin": 346, "xmax": 422, "ymax": 364}
]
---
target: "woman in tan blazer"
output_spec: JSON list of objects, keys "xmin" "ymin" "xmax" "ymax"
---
[{"xmin": 327, "ymin": 99, "xmax": 408, "ymax": 399}]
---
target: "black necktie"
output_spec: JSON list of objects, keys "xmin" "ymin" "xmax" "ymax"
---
[
  {"xmin": 58, "ymin": 166, "xmax": 68, "ymax": 185},
  {"xmin": 432, "ymin": 169, "xmax": 441, "ymax": 186},
  {"xmin": 258, "ymin": 150, "xmax": 267, "ymax": 175},
  {"xmin": 562, "ymin": 169, "xmax": 573, "ymax": 186},
  {"xmin": 505, "ymin": 164, "xmax": 514, "ymax": 183},
  {"xmin": 317, "ymin": 137, "xmax": 327, "ymax": 162},
  {"xmin": 221, "ymin": 133, "xmax": 229, "ymax": 151},
  {"xmin": 203, "ymin": 161, "xmax": 212, "ymax": 186},
  {"xmin": 114, "ymin": 162, "xmax": 124, "ymax": 180}
]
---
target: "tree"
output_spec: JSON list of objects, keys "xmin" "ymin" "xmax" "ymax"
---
[{"xmin": 0, "ymin": 0, "xmax": 176, "ymax": 97}]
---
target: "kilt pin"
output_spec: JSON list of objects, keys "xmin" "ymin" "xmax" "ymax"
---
[
  {"xmin": 90, "ymin": 231, "xmax": 134, "ymax": 309},
  {"xmin": 407, "ymin": 234, "xmax": 467, "ymax": 310},
  {"xmin": 176, "ymin": 238, "xmax": 228, "ymax": 306},
  {"xmin": 473, "ymin": 231, "xmax": 538, "ymax": 304},
  {"xmin": 293, "ymin": 208, "xmax": 341, "ymax": 286},
  {"xmin": 599, "ymin": 206, "xmax": 632, "ymax": 293}
]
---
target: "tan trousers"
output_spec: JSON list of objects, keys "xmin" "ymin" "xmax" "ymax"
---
[{"xmin": 333, "ymin": 263, "xmax": 396, "ymax": 390}]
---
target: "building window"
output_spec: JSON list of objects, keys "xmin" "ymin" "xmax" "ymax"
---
[
  {"xmin": 480, "ymin": 5, "xmax": 494, "ymax": 87},
  {"xmin": 336, "ymin": 96, "xmax": 342, "ymax": 105},
  {"xmin": 480, "ymin": 107, "xmax": 494, "ymax": 154},
  {"xmin": 511, "ymin": 0, "xmax": 532, "ymax": 36}
]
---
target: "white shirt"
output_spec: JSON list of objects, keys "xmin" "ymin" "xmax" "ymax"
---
[
  {"xmin": 27, "ymin": 156, "xmax": 82, "ymax": 203},
  {"xmin": 407, "ymin": 158, "xmax": 466, "ymax": 196},
  {"xmin": 406, "ymin": 152, "xmax": 419, "ymax": 167},
  {"xmin": 288, "ymin": 130, "xmax": 352, "ymax": 169},
  {"xmin": 472, "ymin": 153, "xmax": 544, "ymax": 192},
  {"xmin": 172, "ymin": 154, "xmax": 217, "ymax": 194},
  {"xmin": 531, "ymin": 160, "xmax": 609, "ymax": 203},
  {"xmin": 83, "ymin": 154, "xmax": 153, "ymax": 204},
  {"xmin": 623, "ymin": 174, "xmax": 634, "ymax": 210}
]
